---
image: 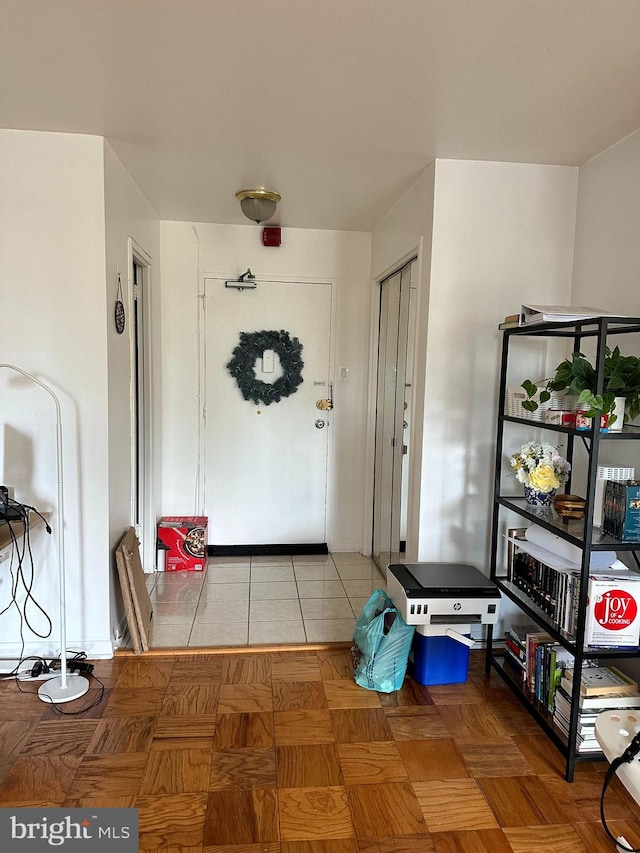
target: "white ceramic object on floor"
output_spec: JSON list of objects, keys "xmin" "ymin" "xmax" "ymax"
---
[
  {"xmin": 38, "ymin": 674, "xmax": 89, "ymax": 704},
  {"xmin": 595, "ymin": 710, "xmax": 640, "ymax": 805}
]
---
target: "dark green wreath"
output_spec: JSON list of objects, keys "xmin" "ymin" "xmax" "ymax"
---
[{"xmin": 226, "ymin": 329, "xmax": 304, "ymax": 405}]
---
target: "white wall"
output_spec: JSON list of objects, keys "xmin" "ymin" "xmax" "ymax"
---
[
  {"xmin": 160, "ymin": 222, "xmax": 372, "ymax": 551},
  {"xmin": 572, "ymin": 129, "xmax": 640, "ymax": 316},
  {"xmin": 103, "ymin": 141, "xmax": 161, "ymax": 640},
  {"xmin": 422, "ymin": 160, "xmax": 579, "ymax": 567},
  {"xmin": 0, "ymin": 129, "xmax": 113, "ymax": 658}
]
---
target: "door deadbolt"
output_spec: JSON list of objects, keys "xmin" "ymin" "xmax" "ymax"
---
[
  {"xmin": 315, "ymin": 419, "xmax": 325, "ymax": 429},
  {"xmin": 316, "ymin": 398, "xmax": 333, "ymax": 411}
]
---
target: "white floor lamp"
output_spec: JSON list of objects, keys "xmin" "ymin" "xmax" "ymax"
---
[{"xmin": 0, "ymin": 363, "xmax": 89, "ymax": 704}]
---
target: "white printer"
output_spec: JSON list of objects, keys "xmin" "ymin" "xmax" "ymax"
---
[{"xmin": 387, "ymin": 562, "xmax": 501, "ymax": 644}]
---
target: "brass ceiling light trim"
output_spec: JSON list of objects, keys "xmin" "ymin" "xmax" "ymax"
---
[{"xmin": 236, "ymin": 188, "xmax": 281, "ymax": 224}]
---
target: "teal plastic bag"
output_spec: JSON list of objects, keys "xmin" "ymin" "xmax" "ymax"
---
[{"xmin": 351, "ymin": 588, "xmax": 415, "ymax": 692}]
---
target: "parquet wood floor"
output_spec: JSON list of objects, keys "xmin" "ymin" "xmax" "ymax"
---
[{"xmin": 1, "ymin": 649, "xmax": 640, "ymax": 851}]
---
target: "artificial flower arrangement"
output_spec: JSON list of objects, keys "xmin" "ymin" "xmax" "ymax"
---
[{"xmin": 509, "ymin": 441, "xmax": 571, "ymax": 494}]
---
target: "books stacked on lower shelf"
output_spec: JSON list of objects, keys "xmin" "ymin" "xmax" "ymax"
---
[
  {"xmin": 503, "ymin": 624, "xmax": 576, "ymax": 710},
  {"xmin": 553, "ymin": 666, "xmax": 640, "ymax": 753},
  {"xmin": 502, "ymin": 623, "xmax": 530, "ymax": 689}
]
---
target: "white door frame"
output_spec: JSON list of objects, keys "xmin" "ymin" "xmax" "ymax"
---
[
  {"xmin": 198, "ymin": 271, "xmax": 338, "ymax": 547},
  {"xmin": 128, "ymin": 237, "xmax": 155, "ymax": 571}
]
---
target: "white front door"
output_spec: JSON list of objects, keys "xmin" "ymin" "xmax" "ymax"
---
[{"xmin": 204, "ymin": 277, "xmax": 333, "ymax": 546}]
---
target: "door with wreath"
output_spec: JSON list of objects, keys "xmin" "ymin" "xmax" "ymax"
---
[{"xmin": 204, "ymin": 277, "xmax": 333, "ymax": 548}]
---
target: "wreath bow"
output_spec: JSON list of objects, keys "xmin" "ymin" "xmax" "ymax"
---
[{"xmin": 226, "ymin": 329, "xmax": 304, "ymax": 406}]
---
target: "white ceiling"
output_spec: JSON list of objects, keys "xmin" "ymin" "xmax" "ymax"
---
[{"xmin": 2, "ymin": 0, "xmax": 640, "ymax": 231}]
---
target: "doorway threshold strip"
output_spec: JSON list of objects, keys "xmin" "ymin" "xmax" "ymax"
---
[
  {"xmin": 209, "ymin": 543, "xmax": 329, "ymax": 557},
  {"xmin": 117, "ymin": 641, "xmax": 352, "ymax": 657}
]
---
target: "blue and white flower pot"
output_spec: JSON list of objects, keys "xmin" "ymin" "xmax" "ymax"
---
[{"xmin": 524, "ymin": 485, "xmax": 556, "ymax": 506}]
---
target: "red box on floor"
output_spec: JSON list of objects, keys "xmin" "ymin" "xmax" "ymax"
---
[{"xmin": 157, "ymin": 516, "xmax": 208, "ymax": 571}]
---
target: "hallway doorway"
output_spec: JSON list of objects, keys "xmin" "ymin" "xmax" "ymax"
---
[
  {"xmin": 129, "ymin": 238, "xmax": 154, "ymax": 572},
  {"xmin": 372, "ymin": 258, "xmax": 418, "ymax": 573}
]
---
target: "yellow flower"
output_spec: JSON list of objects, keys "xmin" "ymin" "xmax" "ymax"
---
[{"xmin": 528, "ymin": 464, "xmax": 560, "ymax": 493}]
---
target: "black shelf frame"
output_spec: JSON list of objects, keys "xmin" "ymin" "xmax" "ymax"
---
[{"xmin": 486, "ymin": 316, "xmax": 640, "ymax": 781}]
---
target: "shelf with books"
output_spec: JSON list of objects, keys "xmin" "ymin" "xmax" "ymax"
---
[
  {"xmin": 496, "ymin": 580, "xmax": 574, "ymax": 645},
  {"xmin": 503, "ymin": 539, "xmax": 640, "ymax": 653},
  {"xmin": 498, "ymin": 627, "xmax": 640, "ymax": 758},
  {"xmin": 490, "ymin": 654, "xmax": 606, "ymax": 763},
  {"xmin": 553, "ymin": 667, "xmax": 640, "ymax": 755},
  {"xmin": 487, "ymin": 315, "xmax": 640, "ymax": 781},
  {"xmin": 496, "ymin": 579, "xmax": 640, "ymax": 660}
]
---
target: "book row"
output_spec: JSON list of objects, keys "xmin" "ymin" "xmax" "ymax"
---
[
  {"xmin": 503, "ymin": 625, "xmax": 640, "ymax": 753},
  {"xmin": 509, "ymin": 549, "xmax": 580, "ymax": 637},
  {"xmin": 509, "ymin": 547, "xmax": 640, "ymax": 648}
]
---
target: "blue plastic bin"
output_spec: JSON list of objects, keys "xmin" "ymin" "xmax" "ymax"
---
[{"xmin": 410, "ymin": 632, "xmax": 470, "ymax": 686}]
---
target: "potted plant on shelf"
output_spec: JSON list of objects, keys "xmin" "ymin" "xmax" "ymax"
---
[{"xmin": 521, "ymin": 346, "xmax": 640, "ymax": 428}]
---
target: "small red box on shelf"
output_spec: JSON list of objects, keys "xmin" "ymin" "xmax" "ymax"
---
[{"xmin": 157, "ymin": 516, "xmax": 208, "ymax": 571}]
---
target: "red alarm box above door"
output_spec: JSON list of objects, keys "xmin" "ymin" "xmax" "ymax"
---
[{"xmin": 262, "ymin": 226, "xmax": 282, "ymax": 247}]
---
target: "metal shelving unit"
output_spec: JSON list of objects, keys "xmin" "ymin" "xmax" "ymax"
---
[{"xmin": 485, "ymin": 316, "xmax": 640, "ymax": 781}]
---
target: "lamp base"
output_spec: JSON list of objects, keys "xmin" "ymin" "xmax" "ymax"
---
[{"xmin": 37, "ymin": 674, "xmax": 90, "ymax": 704}]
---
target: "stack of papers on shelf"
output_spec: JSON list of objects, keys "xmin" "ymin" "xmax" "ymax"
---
[
  {"xmin": 564, "ymin": 665, "xmax": 638, "ymax": 696},
  {"xmin": 553, "ymin": 666, "xmax": 640, "ymax": 753},
  {"xmin": 506, "ymin": 524, "xmax": 618, "ymax": 572},
  {"xmin": 519, "ymin": 304, "xmax": 624, "ymax": 326}
]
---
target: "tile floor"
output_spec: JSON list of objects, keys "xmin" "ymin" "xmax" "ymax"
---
[{"xmin": 144, "ymin": 552, "xmax": 388, "ymax": 648}]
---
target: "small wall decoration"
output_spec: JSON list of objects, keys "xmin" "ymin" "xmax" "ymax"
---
[
  {"xmin": 114, "ymin": 273, "xmax": 125, "ymax": 334},
  {"xmin": 226, "ymin": 329, "xmax": 304, "ymax": 406}
]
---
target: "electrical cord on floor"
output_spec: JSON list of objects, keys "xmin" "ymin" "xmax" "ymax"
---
[
  {"xmin": 600, "ymin": 732, "xmax": 640, "ymax": 851},
  {"xmin": 12, "ymin": 650, "xmax": 106, "ymax": 715},
  {"xmin": 1, "ymin": 650, "xmax": 89, "ymax": 681},
  {"xmin": 0, "ymin": 655, "xmax": 48, "ymax": 680}
]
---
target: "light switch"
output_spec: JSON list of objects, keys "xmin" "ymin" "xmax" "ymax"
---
[
  {"xmin": 340, "ymin": 366, "xmax": 349, "ymax": 380},
  {"xmin": 262, "ymin": 349, "xmax": 275, "ymax": 373}
]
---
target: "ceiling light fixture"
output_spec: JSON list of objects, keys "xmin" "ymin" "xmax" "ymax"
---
[{"xmin": 236, "ymin": 188, "xmax": 281, "ymax": 224}]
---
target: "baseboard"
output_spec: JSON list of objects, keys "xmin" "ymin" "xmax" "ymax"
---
[
  {"xmin": 208, "ymin": 543, "xmax": 328, "ymax": 557},
  {"xmin": 0, "ymin": 640, "xmax": 115, "ymax": 660},
  {"xmin": 328, "ymin": 544, "xmax": 367, "ymax": 553}
]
